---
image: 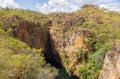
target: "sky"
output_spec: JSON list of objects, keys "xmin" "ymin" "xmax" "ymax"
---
[{"xmin": 0, "ymin": 0, "xmax": 120, "ymax": 13}]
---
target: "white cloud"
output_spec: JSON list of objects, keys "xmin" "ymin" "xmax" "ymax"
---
[
  {"xmin": 0, "ymin": 0, "xmax": 19, "ymax": 9},
  {"xmin": 35, "ymin": 0, "xmax": 79, "ymax": 13},
  {"xmin": 99, "ymin": 2, "xmax": 120, "ymax": 12},
  {"xmin": 35, "ymin": 0, "xmax": 120, "ymax": 13}
]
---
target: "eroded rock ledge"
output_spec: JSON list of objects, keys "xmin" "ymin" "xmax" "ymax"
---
[{"xmin": 99, "ymin": 43, "xmax": 120, "ymax": 79}]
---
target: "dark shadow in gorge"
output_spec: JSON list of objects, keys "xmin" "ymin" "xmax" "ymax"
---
[
  {"xmin": 44, "ymin": 32, "xmax": 79, "ymax": 79},
  {"xmin": 44, "ymin": 32, "xmax": 62, "ymax": 68}
]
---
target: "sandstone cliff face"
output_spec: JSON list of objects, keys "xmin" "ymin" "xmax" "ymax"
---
[
  {"xmin": 13, "ymin": 21, "xmax": 48, "ymax": 49},
  {"xmin": 49, "ymin": 13, "xmax": 94, "ymax": 76},
  {"xmin": 50, "ymin": 27, "xmax": 93, "ymax": 75},
  {"xmin": 99, "ymin": 43, "xmax": 120, "ymax": 79}
]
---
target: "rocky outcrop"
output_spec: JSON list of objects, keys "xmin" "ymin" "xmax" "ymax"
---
[
  {"xmin": 13, "ymin": 21, "xmax": 48, "ymax": 49},
  {"xmin": 99, "ymin": 43, "xmax": 120, "ymax": 79},
  {"xmin": 51, "ymin": 13, "xmax": 85, "ymax": 33},
  {"xmin": 10, "ymin": 14, "xmax": 93, "ymax": 77},
  {"xmin": 12, "ymin": 18, "xmax": 93, "ymax": 76},
  {"xmin": 50, "ymin": 27, "xmax": 93, "ymax": 75}
]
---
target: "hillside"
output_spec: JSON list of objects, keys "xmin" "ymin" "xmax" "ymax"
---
[{"xmin": 0, "ymin": 5, "xmax": 120, "ymax": 79}]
